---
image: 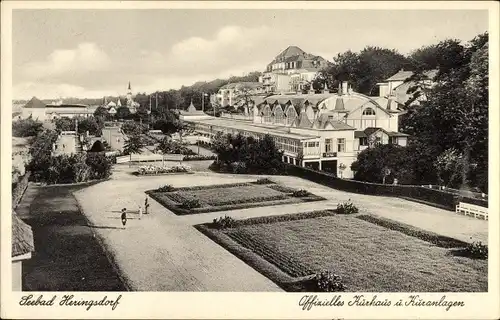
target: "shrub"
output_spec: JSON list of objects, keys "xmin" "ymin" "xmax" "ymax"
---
[
  {"xmin": 464, "ymin": 240, "xmax": 488, "ymax": 259},
  {"xmin": 267, "ymin": 184, "xmax": 297, "ymax": 193},
  {"xmin": 179, "ymin": 198, "xmax": 201, "ymax": 209},
  {"xmin": 254, "ymin": 178, "xmax": 274, "ymax": 185},
  {"xmin": 336, "ymin": 199, "xmax": 359, "ymax": 214},
  {"xmin": 315, "ymin": 270, "xmax": 346, "ymax": 292},
  {"xmin": 157, "ymin": 184, "xmax": 175, "ymax": 192},
  {"xmin": 12, "ymin": 118, "xmax": 43, "ymax": 137},
  {"xmin": 212, "ymin": 215, "xmax": 236, "ymax": 229},
  {"xmin": 291, "ymin": 189, "xmax": 310, "ymax": 197},
  {"xmin": 86, "ymin": 153, "xmax": 112, "ymax": 180}
]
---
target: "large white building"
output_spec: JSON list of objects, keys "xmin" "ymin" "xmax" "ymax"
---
[
  {"xmin": 182, "ymin": 80, "xmax": 409, "ymax": 178},
  {"xmin": 20, "ymin": 97, "xmax": 96, "ymax": 121},
  {"xmin": 259, "ymin": 46, "xmax": 329, "ymax": 93}
]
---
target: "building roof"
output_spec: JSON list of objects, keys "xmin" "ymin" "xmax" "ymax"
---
[
  {"xmin": 220, "ymin": 82, "xmax": 263, "ymax": 90},
  {"xmin": 47, "ymin": 104, "xmax": 89, "ymax": 108},
  {"xmin": 273, "ymin": 46, "xmax": 306, "ymax": 62},
  {"xmin": 187, "ymin": 117, "xmax": 319, "ymax": 140},
  {"xmin": 313, "ymin": 113, "xmax": 355, "ymax": 130},
  {"xmin": 24, "ymin": 97, "xmax": 46, "ymax": 109},
  {"xmin": 47, "ymin": 109, "xmax": 94, "ymax": 114},
  {"xmin": 361, "ymin": 127, "xmax": 410, "ymax": 138},
  {"xmin": 12, "ymin": 212, "xmax": 34, "ymax": 258},
  {"xmin": 293, "ymin": 112, "xmax": 313, "ymax": 128},
  {"xmin": 385, "ymin": 69, "xmax": 438, "ymax": 82}
]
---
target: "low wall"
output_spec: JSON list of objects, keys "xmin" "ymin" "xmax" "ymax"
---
[
  {"xmin": 12, "ymin": 171, "xmax": 31, "ymax": 210},
  {"xmin": 285, "ymin": 165, "xmax": 488, "ymax": 211}
]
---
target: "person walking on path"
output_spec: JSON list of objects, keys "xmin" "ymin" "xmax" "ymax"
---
[
  {"xmin": 138, "ymin": 205, "xmax": 143, "ymax": 220},
  {"xmin": 121, "ymin": 208, "xmax": 127, "ymax": 229},
  {"xmin": 144, "ymin": 197, "xmax": 150, "ymax": 214}
]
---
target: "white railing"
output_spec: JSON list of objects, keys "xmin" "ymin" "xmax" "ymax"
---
[
  {"xmin": 455, "ymin": 202, "xmax": 488, "ymax": 220},
  {"xmin": 116, "ymin": 154, "xmax": 184, "ymax": 163}
]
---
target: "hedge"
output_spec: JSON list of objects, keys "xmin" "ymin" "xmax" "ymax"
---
[
  {"xmin": 285, "ymin": 165, "xmax": 488, "ymax": 211},
  {"xmin": 12, "ymin": 171, "xmax": 31, "ymax": 209}
]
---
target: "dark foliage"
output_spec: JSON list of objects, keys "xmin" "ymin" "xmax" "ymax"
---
[
  {"xmin": 336, "ymin": 199, "xmax": 359, "ymax": 214},
  {"xmin": 315, "ymin": 271, "xmax": 346, "ymax": 292},
  {"xmin": 12, "ymin": 117, "xmax": 43, "ymax": 137}
]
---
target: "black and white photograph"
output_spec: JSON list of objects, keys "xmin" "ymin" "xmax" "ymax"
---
[{"xmin": 2, "ymin": 1, "xmax": 498, "ymax": 319}]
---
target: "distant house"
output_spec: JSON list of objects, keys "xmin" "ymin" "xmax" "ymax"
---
[
  {"xmin": 216, "ymin": 82, "xmax": 266, "ymax": 108},
  {"xmin": 21, "ymin": 97, "xmax": 47, "ymax": 120},
  {"xmin": 377, "ymin": 69, "xmax": 438, "ymax": 106},
  {"xmin": 12, "ymin": 212, "xmax": 34, "ymax": 291}
]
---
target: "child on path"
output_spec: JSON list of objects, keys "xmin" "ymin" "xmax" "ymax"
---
[
  {"xmin": 139, "ymin": 205, "xmax": 143, "ymax": 220},
  {"xmin": 144, "ymin": 197, "xmax": 150, "ymax": 214},
  {"xmin": 121, "ymin": 208, "xmax": 127, "ymax": 229}
]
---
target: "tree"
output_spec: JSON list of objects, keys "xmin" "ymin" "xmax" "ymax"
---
[
  {"xmin": 122, "ymin": 121, "xmax": 145, "ymax": 136},
  {"xmin": 78, "ymin": 116, "xmax": 104, "ymax": 136},
  {"xmin": 12, "ymin": 117, "xmax": 43, "ymax": 137},
  {"xmin": 351, "ymin": 144, "xmax": 406, "ymax": 183},
  {"xmin": 116, "ymin": 106, "xmax": 131, "ymax": 119},
  {"xmin": 54, "ymin": 117, "xmax": 74, "ymax": 132},
  {"xmin": 399, "ymin": 32, "xmax": 488, "ymax": 192},
  {"xmin": 319, "ymin": 47, "xmax": 410, "ymax": 95},
  {"xmin": 94, "ymin": 106, "xmax": 109, "ymax": 120},
  {"xmin": 123, "ymin": 134, "xmax": 144, "ymax": 163},
  {"xmin": 409, "ymin": 44, "xmax": 440, "ymax": 70}
]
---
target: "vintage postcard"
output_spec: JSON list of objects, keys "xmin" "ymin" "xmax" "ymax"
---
[{"xmin": 1, "ymin": 1, "xmax": 499, "ymax": 319}]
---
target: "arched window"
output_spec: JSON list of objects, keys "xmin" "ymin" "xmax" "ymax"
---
[{"xmin": 362, "ymin": 107, "xmax": 376, "ymax": 115}]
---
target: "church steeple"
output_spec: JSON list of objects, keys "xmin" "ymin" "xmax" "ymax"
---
[{"xmin": 126, "ymin": 81, "xmax": 133, "ymax": 104}]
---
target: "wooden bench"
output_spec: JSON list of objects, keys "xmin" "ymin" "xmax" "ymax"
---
[{"xmin": 455, "ymin": 202, "xmax": 488, "ymax": 220}]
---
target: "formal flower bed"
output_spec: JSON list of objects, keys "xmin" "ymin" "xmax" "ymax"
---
[
  {"xmin": 146, "ymin": 180, "xmax": 325, "ymax": 215},
  {"xmin": 196, "ymin": 211, "xmax": 487, "ymax": 292},
  {"xmin": 182, "ymin": 154, "xmax": 217, "ymax": 161},
  {"xmin": 135, "ymin": 164, "xmax": 192, "ymax": 176}
]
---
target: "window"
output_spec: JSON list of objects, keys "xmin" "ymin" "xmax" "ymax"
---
[
  {"xmin": 359, "ymin": 137, "xmax": 368, "ymax": 146},
  {"xmin": 376, "ymin": 137, "xmax": 382, "ymax": 145},
  {"xmin": 337, "ymin": 138, "xmax": 346, "ymax": 153},
  {"xmin": 325, "ymin": 139, "xmax": 332, "ymax": 153},
  {"xmin": 390, "ymin": 137, "xmax": 398, "ymax": 144},
  {"xmin": 362, "ymin": 108, "xmax": 376, "ymax": 115}
]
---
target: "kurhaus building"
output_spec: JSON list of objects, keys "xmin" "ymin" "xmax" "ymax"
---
[{"xmin": 181, "ymin": 81, "xmax": 409, "ymax": 179}]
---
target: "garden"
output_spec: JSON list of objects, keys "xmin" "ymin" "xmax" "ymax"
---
[
  {"xmin": 196, "ymin": 209, "xmax": 488, "ymax": 292},
  {"xmin": 146, "ymin": 178, "xmax": 325, "ymax": 215}
]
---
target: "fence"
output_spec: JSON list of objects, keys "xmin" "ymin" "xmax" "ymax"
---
[
  {"xmin": 116, "ymin": 154, "xmax": 184, "ymax": 163},
  {"xmin": 285, "ymin": 165, "xmax": 488, "ymax": 211},
  {"xmin": 12, "ymin": 171, "xmax": 31, "ymax": 210}
]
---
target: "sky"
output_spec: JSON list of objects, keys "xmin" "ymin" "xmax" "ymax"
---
[{"xmin": 12, "ymin": 9, "xmax": 488, "ymax": 100}]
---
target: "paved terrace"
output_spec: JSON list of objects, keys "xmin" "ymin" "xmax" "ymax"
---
[{"xmin": 72, "ymin": 166, "xmax": 487, "ymax": 291}]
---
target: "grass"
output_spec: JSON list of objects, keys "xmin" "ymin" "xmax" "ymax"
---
[
  {"xmin": 21, "ymin": 185, "xmax": 127, "ymax": 291},
  {"xmin": 148, "ymin": 181, "xmax": 325, "ymax": 215},
  {"xmin": 198, "ymin": 213, "xmax": 487, "ymax": 292}
]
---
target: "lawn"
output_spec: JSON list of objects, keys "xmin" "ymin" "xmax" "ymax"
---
[
  {"xmin": 147, "ymin": 180, "xmax": 325, "ymax": 215},
  {"xmin": 21, "ymin": 185, "xmax": 126, "ymax": 291},
  {"xmin": 201, "ymin": 214, "xmax": 487, "ymax": 292}
]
